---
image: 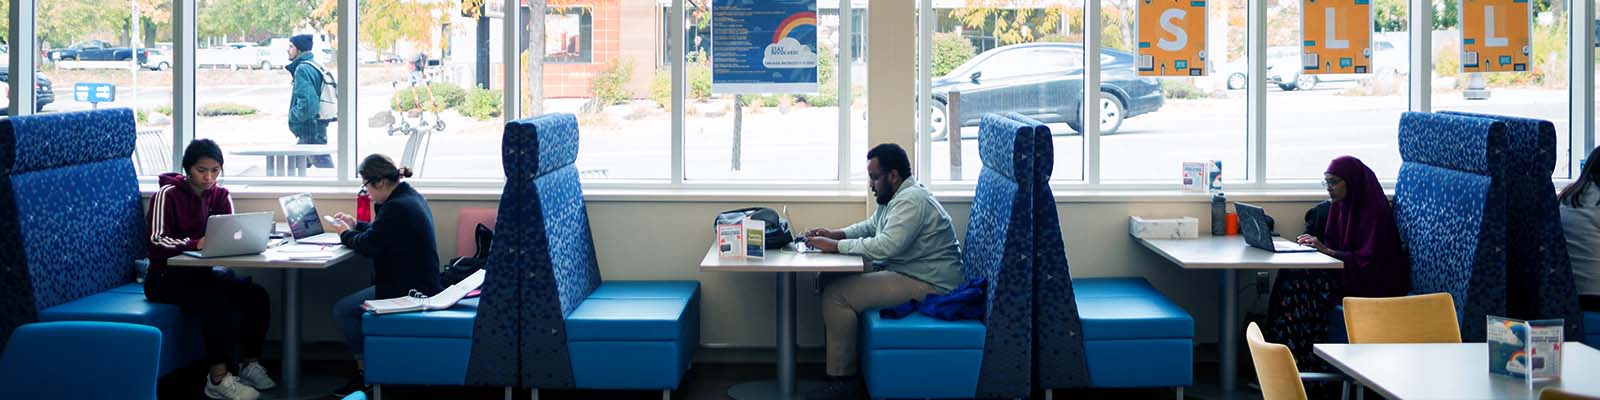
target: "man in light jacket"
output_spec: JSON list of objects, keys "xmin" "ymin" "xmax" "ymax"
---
[{"xmin": 803, "ymin": 143, "xmax": 963, "ymax": 400}]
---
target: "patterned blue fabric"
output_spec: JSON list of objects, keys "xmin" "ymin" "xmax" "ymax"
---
[
  {"xmin": 1003, "ymin": 112, "xmax": 1092, "ymax": 389},
  {"xmin": 1395, "ymin": 112, "xmax": 1508, "ymax": 342},
  {"xmin": 961, "ymin": 113, "xmax": 1033, "ymax": 398},
  {"xmin": 1439, "ymin": 111, "xmax": 1584, "ymax": 339},
  {"xmin": 0, "ymin": 109, "xmax": 145, "ymax": 352}
]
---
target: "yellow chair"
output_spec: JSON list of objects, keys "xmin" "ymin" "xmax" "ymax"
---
[
  {"xmin": 1247, "ymin": 322, "xmax": 1309, "ymax": 400},
  {"xmin": 1541, "ymin": 388, "xmax": 1600, "ymax": 400},
  {"xmin": 1343, "ymin": 292, "xmax": 1462, "ymax": 344}
]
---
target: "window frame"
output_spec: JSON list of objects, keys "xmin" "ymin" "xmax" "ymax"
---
[{"xmin": 1, "ymin": 0, "xmax": 1590, "ymax": 197}]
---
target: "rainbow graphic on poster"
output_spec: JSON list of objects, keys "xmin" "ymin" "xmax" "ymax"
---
[{"xmin": 712, "ymin": 0, "xmax": 819, "ymax": 94}]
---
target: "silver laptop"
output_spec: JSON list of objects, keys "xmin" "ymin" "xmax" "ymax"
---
[
  {"xmin": 279, "ymin": 193, "xmax": 342, "ymax": 245},
  {"xmin": 183, "ymin": 212, "xmax": 275, "ymax": 258},
  {"xmin": 1235, "ymin": 202, "xmax": 1317, "ymax": 253}
]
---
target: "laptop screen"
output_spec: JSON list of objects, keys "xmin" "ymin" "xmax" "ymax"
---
[{"xmin": 279, "ymin": 193, "xmax": 324, "ymax": 239}]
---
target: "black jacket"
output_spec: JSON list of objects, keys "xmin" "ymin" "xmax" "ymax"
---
[{"xmin": 341, "ymin": 182, "xmax": 444, "ymax": 298}]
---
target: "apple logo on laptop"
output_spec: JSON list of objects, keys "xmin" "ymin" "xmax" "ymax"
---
[{"xmin": 233, "ymin": 230, "xmax": 244, "ymax": 240}]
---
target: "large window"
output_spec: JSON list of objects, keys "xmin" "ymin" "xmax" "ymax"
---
[
  {"xmin": 1265, "ymin": 0, "xmax": 1410, "ymax": 179},
  {"xmin": 521, "ymin": 1, "xmax": 668, "ymax": 180},
  {"xmin": 681, "ymin": 0, "xmax": 847, "ymax": 181},
  {"xmin": 37, "ymin": 0, "xmax": 174, "ymax": 177},
  {"xmin": 1100, "ymin": 0, "xmax": 1248, "ymax": 182},
  {"xmin": 195, "ymin": 0, "xmax": 340, "ymax": 179},
  {"xmin": 1430, "ymin": 0, "xmax": 1572, "ymax": 178},
  {"xmin": 928, "ymin": 1, "xmax": 1087, "ymax": 182}
]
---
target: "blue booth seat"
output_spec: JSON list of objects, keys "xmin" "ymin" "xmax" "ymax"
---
[
  {"xmin": 862, "ymin": 312, "xmax": 987, "ymax": 398},
  {"xmin": 366, "ymin": 114, "xmax": 700, "ymax": 398},
  {"xmin": 1073, "ymin": 277, "xmax": 1195, "ymax": 388},
  {"xmin": 0, "ymin": 321, "xmax": 164, "ymax": 399},
  {"xmin": 0, "ymin": 109, "xmax": 203, "ymax": 379},
  {"xmin": 1586, "ymin": 311, "xmax": 1600, "ymax": 348}
]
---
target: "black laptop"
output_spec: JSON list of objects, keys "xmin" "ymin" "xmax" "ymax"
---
[{"xmin": 1235, "ymin": 202, "xmax": 1317, "ymax": 253}]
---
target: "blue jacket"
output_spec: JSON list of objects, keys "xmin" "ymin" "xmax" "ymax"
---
[
  {"xmin": 880, "ymin": 276, "xmax": 986, "ymax": 321},
  {"xmin": 340, "ymin": 182, "xmax": 444, "ymax": 299},
  {"xmin": 285, "ymin": 52, "xmax": 326, "ymax": 141}
]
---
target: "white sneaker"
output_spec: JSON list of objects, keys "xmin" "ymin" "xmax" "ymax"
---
[
  {"xmin": 238, "ymin": 361, "xmax": 277, "ymax": 390},
  {"xmin": 204, "ymin": 373, "xmax": 261, "ymax": 400}
]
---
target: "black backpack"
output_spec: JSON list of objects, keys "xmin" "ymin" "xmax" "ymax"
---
[
  {"xmin": 441, "ymin": 223, "xmax": 493, "ymax": 287},
  {"xmin": 713, "ymin": 207, "xmax": 793, "ymax": 249}
]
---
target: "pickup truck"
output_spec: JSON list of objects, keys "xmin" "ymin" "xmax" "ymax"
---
[{"xmin": 47, "ymin": 40, "xmax": 148, "ymax": 64}]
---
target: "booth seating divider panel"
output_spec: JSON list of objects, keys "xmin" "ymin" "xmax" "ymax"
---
[
  {"xmin": 0, "ymin": 109, "xmax": 201, "ymax": 378},
  {"xmin": 1438, "ymin": 111, "xmax": 1585, "ymax": 339},
  {"xmin": 1002, "ymin": 112, "xmax": 1092, "ymax": 389},
  {"xmin": 1395, "ymin": 111, "xmax": 1508, "ymax": 342},
  {"xmin": 963, "ymin": 114, "xmax": 1035, "ymax": 398}
]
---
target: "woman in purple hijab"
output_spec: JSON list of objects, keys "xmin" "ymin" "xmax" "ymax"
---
[
  {"xmin": 1297, "ymin": 156, "xmax": 1411, "ymax": 298},
  {"xmin": 1266, "ymin": 156, "xmax": 1409, "ymax": 388}
]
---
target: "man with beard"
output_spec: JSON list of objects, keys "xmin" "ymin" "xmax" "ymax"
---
[{"xmin": 802, "ymin": 143, "xmax": 963, "ymax": 400}]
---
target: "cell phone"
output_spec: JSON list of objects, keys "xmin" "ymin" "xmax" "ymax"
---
[{"xmin": 323, "ymin": 215, "xmax": 342, "ymax": 226}]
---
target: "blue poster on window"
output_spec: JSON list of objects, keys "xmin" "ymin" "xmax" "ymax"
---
[{"xmin": 711, "ymin": 0, "xmax": 819, "ymax": 94}]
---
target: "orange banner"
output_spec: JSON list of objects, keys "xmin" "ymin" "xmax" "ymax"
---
[
  {"xmin": 1461, "ymin": 0, "xmax": 1531, "ymax": 72},
  {"xmin": 1137, "ymin": 0, "xmax": 1208, "ymax": 76},
  {"xmin": 1301, "ymin": 0, "xmax": 1372, "ymax": 75}
]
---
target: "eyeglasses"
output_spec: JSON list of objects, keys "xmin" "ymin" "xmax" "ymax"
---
[{"xmin": 1321, "ymin": 177, "xmax": 1344, "ymax": 188}]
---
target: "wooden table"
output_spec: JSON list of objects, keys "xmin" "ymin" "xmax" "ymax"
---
[
  {"xmin": 1134, "ymin": 234, "xmax": 1343, "ymax": 397},
  {"xmin": 1315, "ymin": 342, "xmax": 1600, "ymax": 399},
  {"xmin": 169, "ymin": 246, "xmax": 357, "ymax": 394},
  {"xmin": 700, "ymin": 246, "xmax": 866, "ymax": 400},
  {"xmin": 233, "ymin": 145, "xmax": 335, "ymax": 177}
]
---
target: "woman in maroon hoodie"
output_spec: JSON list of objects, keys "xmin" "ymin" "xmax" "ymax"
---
[{"xmin": 145, "ymin": 139, "xmax": 276, "ymax": 400}]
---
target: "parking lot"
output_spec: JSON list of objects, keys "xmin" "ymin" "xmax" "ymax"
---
[{"xmin": 26, "ymin": 64, "xmax": 1575, "ymax": 182}]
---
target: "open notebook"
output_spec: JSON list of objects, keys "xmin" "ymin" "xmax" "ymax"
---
[{"xmin": 362, "ymin": 269, "xmax": 486, "ymax": 315}]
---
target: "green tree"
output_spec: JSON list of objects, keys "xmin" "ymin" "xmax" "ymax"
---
[
  {"xmin": 932, "ymin": 32, "xmax": 977, "ymax": 77},
  {"xmin": 949, "ymin": 1, "xmax": 1068, "ymax": 46},
  {"xmin": 1435, "ymin": 0, "xmax": 1459, "ymax": 29},
  {"xmin": 199, "ymin": 0, "xmax": 316, "ymax": 42},
  {"xmin": 38, "ymin": 0, "xmax": 129, "ymax": 48},
  {"xmin": 1373, "ymin": 0, "xmax": 1406, "ymax": 32},
  {"xmin": 356, "ymin": 0, "xmax": 442, "ymax": 64}
]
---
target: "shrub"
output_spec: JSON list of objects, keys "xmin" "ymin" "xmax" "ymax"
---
[
  {"xmin": 761, "ymin": 95, "xmax": 781, "ymax": 107},
  {"xmin": 136, "ymin": 108, "xmax": 148, "ymax": 123},
  {"xmin": 688, "ymin": 62, "xmax": 712, "ymax": 101},
  {"xmin": 391, "ymin": 83, "xmax": 464, "ymax": 112},
  {"xmin": 198, "ymin": 103, "xmax": 258, "ymax": 116},
  {"xmin": 933, "ymin": 32, "xmax": 977, "ymax": 77},
  {"xmin": 155, "ymin": 104, "xmax": 172, "ymax": 116},
  {"xmin": 1160, "ymin": 79, "xmax": 1208, "ymax": 100},
  {"xmin": 591, "ymin": 57, "xmax": 635, "ymax": 108},
  {"xmin": 650, "ymin": 69, "xmax": 672, "ymax": 109},
  {"xmin": 460, "ymin": 87, "xmax": 503, "ymax": 120},
  {"xmin": 1434, "ymin": 42, "xmax": 1460, "ymax": 78}
]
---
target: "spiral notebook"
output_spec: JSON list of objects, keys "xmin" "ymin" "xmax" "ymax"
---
[{"xmin": 362, "ymin": 269, "xmax": 486, "ymax": 314}]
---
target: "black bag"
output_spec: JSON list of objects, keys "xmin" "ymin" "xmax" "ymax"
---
[
  {"xmin": 713, "ymin": 207, "xmax": 793, "ymax": 250},
  {"xmin": 441, "ymin": 223, "xmax": 493, "ymax": 287}
]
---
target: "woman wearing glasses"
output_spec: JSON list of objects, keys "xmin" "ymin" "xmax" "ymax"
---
[
  {"xmin": 1266, "ymin": 156, "xmax": 1409, "ymax": 391},
  {"xmin": 325, "ymin": 154, "xmax": 443, "ymax": 396}
]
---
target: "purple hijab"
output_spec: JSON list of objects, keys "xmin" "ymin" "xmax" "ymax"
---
[{"xmin": 1323, "ymin": 156, "xmax": 1410, "ymax": 298}]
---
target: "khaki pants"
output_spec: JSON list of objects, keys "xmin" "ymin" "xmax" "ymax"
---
[{"xmin": 821, "ymin": 271, "xmax": 941, "ymax": 376}]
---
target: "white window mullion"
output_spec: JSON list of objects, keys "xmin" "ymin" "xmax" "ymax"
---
[
  {"xmin": 837, "ymin": 0, "xmax": 854, "ymax": 187},
  {"xmin": 1085, "ymin": 0, "xmax": 1102, "ymax": 185},
  {"xmin": 1573, "ymin": 0, "xmax": 1595, "ymax": 175},
  {"xmin": 1409, "ymin": 0, "xmax": 1431, "ymax": 112},
  {"xmin": 173, "ymin": 0, "xmax": 196, "ymax": 171},
  {"xmin": 504, "ymin": 0, "xmax": 522, "ymax": 124},
  {"xmin": 671, "ymin": 0, "xmax": 686, "ymax": 184},
  {"xmin": 1247, "ymin": 0, "xmax": 1266, "ymax": 184},
  {"xmin": 917, "ymin": 0, "xmax": 933, "ymax": 183},
  {"xmin": 338, "ymin": 0, "xmax": 358, "ymax": 183}
]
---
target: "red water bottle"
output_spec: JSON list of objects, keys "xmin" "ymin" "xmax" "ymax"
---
[{"xmin": 356, "ymin": 188, "xmax": 372, "ymax": 223}]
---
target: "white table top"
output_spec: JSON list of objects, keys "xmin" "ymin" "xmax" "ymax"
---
[
  {"xmin": 1134, "ymin": 234, "xmax": 1344, "ymax": 270},
  {"xmin": 169, "ymin": 245, "xmax": 356, "ymax": 270},
  {"xmin": 1314, "ymin": 342, "xmax": 1600, "ymax": 400},
  {"xmin": 699, "ymin": 246, "xmax": 867, "ymax": 273},
  {"xmin": 233, "ymin": 145, "xmax": 336, "ymax": 156}
]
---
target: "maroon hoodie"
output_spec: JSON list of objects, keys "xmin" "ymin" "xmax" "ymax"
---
[{"xmin": 146, "ymin": 172, "xmax": 234, "ymax": 275}]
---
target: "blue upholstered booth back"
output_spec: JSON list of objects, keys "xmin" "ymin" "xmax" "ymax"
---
[
  {"xmin": 963, "ymin": 114, "xmax": 1034, "ymax": 398},
  {"xmin": 1395, "ymin": 111, "xmax": 1507, "ymax": 342},
  {"xmin": 1003, "ymin": 112, "xmax": 1092, "ymax": 389},
  {"xmin": 1439, "ymin": 111, "xmax": 1584, "ymax": 339},
  {"xmin": 0, "ymin": 109, "xmax": 145, "ymax": 351}
]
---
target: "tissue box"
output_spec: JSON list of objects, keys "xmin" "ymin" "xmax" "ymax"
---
[{"xmin": 1130, "ymin": 216, "xmax": 1200, "ymax": 239}]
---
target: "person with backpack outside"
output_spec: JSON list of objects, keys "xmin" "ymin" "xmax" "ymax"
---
[{"xmin": 287, "ymin": 34, "xmax": 333, "ymax": 168}]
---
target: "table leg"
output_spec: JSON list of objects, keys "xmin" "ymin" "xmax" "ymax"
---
[
  {"xmin": 1219, "ymin": 269, "xmax": 1239, "ymax": 397},
  {"xmin": 291, "ymin": 155, "xmax": 307, "ymax": 177},
  {"xmin": 726, "ymin": 271, "xmax": 817, "ymax": 400},
  {"xmin": 267, "ymin": 155, "xmax": 281, "ymax": 177},
  {"xmin": 283, "ymin": 268, "xmax": 301, "ymax": 392}
]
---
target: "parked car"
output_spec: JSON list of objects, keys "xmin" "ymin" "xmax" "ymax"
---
[
  {"xmin": 47, "ymin": 40, "xmax": 147, "ymax": 64},
  {"xmin": 928, "ymin": 42, "xmax": 1164, "ymax": 140},
  {"xmin": 142, "ymin": 47, "xmax": 171, "ymax": 71},
  {"xmin": 1265, "ymin": 40, "xmax": 1407, "ymax": 91},
  {"xmin": 197, "ymin": 43, "xmax": 262, "ymax": 69},
  {"xmin": 0, "ymin": 66, "xmax": 56, "ymax": 113}
]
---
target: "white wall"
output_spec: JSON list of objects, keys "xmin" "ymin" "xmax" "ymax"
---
[{"xmin": 216, "ymin": 192, "xmax": 1322, "ymax": 353}]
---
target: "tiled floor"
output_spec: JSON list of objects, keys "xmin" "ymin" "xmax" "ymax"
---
[{"xmin": 157, "ymin": 343, "xmax": 1268, "ymax": 400}]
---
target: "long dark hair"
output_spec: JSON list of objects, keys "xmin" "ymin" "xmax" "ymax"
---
[
  {"xmin": 1559, "ymin": 146, "xmax": 1600, "ymax": 207},
  {"xmin": 358, "ymin": 154, "xmax": 413, "ymax": 186}
]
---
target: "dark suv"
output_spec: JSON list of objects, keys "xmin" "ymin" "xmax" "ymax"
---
[
  {"xmin": 929, "ymin": 42, "xmax": 1164, "ymax": 140},
  {"xmin": 0, "ymin": 67, "xmax": 55, "ymax": 113}
]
